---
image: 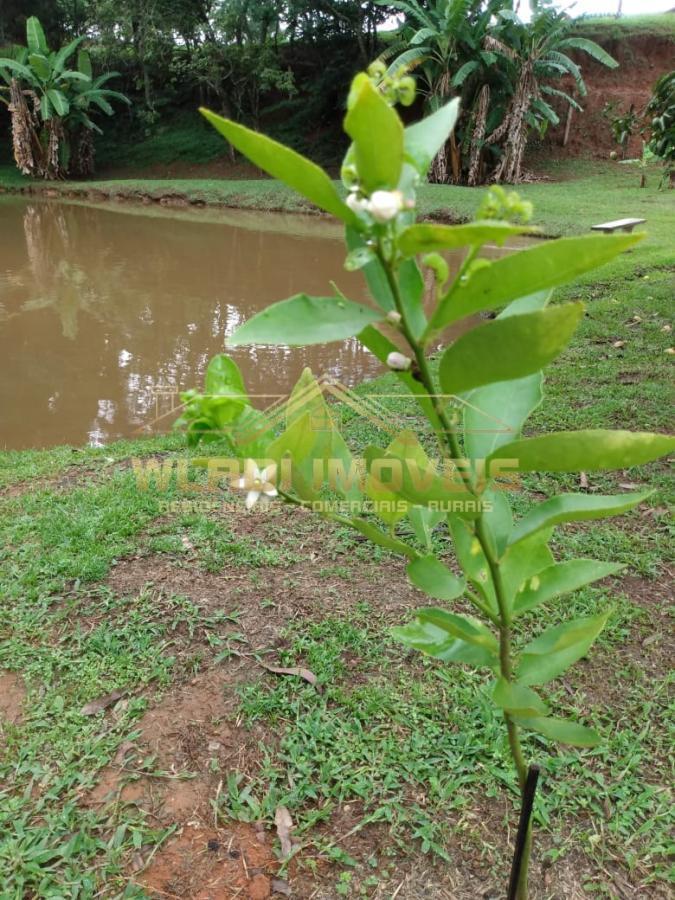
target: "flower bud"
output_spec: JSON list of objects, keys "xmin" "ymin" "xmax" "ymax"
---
[
  {"xmin": 386, "ymin": 311, "xmax": 402, "ymax": 325},
  {"xmin": 346, "ymin": 192, "xmax": 368, "ymax": 214},
  {"xmin": 368, "ymin": 60, "xmax": 386, "ymax": 80},
  {"xmin": 422, "ymin": 252, "xmax": 449, "ymax": 286},
  {"xmin": 367, "ymin": 190, "xmax": 403, "ymax": 223},
  {"xmin": 341, "ymin": 163, "xmax": 359, "ymax": 190},
  {"xmin": 397, "ymin": 76, "xmax": 416, "ymax": 107},
  {"xmin": 386, "ymin": 351, "xmax": 412, "ymax": 371}
]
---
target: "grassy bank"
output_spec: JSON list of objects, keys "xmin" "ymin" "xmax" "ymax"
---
[
  {"xmin": 1, "ymin": 158, "xmax": 673, "ymax": 269},
  {"xmin": 0, "ymin": 165, "xmax": 673, "ymax": 897},
  {"xmin": 572, "ymin": 11, "xmax": 675, "ymax": 40}
]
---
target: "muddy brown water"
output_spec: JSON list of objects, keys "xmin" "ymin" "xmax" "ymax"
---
[{"xmin": 0, "ymin": 195, "xmax": 528, "ymax": 450}]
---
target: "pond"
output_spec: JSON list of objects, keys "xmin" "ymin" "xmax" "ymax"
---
[
  {"xmin": 0, "ymin": 195, "xmax": 529, "ymax": 451},
  {"xmin": 0, "ymin": 197, "xmax": 379, "ymax": 450}
]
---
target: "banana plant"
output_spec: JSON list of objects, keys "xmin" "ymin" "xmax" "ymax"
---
[
  {"xmin": 0, "ymin": 16, "xmax": 129, "ymax": 178},
  {"xmin": 383, "ymin": 0, "xmax": 618, "ymax": 184},
  {"xmin": 646, "ymin": 70, "xmax": 675, "ymax": 188},
  {"xmin": 176, "ymin": 69, "xmax": 673, "ymax": 898}
]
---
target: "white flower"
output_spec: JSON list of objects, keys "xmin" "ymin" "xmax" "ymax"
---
[
  {"xmin": 386, "ymin": 351, "xmax": 411, "ymax": 371},
  {"xmin": 367, "ymin": 190, "xmax": 404, "ymax": 223},
  {"xmin": 234, "ymin": 461, "xmax": 278, "ymax": 509},
  {"xmin": 346, "ymin": 192, "xmax": 368, "ymax": 214}
]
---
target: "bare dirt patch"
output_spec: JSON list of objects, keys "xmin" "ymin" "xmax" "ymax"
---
[
  {"xmin": 109, "ymin": 504, "xmax": 423, "ymax": 626},
  {"xmin": 88, "ymin": 665, "xmax": 265, "ymax": 820},
  {"xmin": 0, "ymin": 671, "xmax": 26, "ymax": 726},
  {"xmin": 90, "ymin": 503, "xmax": 673, "ymax": 897},
  {"xmin": 134, "ymin": 822, "xmax": 279, "ymax": 899}
]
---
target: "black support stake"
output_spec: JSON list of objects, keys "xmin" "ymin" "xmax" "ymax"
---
[{"xmin": 507, "ymin": 764, "xmax": 541, "ymax": 900}]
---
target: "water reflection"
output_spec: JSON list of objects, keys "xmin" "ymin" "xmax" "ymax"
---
[{"xmin": 0, "ymin": 197, "xmax": 379, "ymax": 449}]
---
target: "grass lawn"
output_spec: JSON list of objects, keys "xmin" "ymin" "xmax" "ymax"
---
[{"xmin": 0, "ymin": 161, "xmax": 673, "ymax": 898}]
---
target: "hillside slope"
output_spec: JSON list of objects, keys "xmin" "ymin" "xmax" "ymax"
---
[{"xmin": 546, "ymin": 15, "xmax": 675, "ymax": 159}]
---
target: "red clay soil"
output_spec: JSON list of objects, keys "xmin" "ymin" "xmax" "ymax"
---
[
  {"xmin": 137, "ymin": 823, "xmax": 278, "ymax": 900},
  {"xmin": 545, "ymin": 33, "xmax": 675, "ymax": 159},
  {"xmin": 0, "ymin": 671, "xmax": 26, "ymax": 726},
  {"xmin": 86, "ymin": 665, "xmax": 283, "ymax": 899}
]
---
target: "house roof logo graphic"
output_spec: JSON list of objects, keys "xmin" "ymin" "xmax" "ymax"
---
[{"xmin": 146, "ymin": 373, "xmax": 521, "ymax": 447}]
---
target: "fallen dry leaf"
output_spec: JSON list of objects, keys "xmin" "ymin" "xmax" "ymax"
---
[
  {"xmin": 271, "ymin": 878, "xmax": 292, "ymax": 896},
  {"xmin": 81, "ymin": 689, "xmax": 126, "ymax": 716},
  {"xmin": 642, "ymin": 633, "xmax": 662, "ymax": 648},
  {"xmin": 113, "ymin": 740, "xmax": 136, "ymax": 765},
  {"xmin": 612, "ymin": 340, "xmax": 626, "ymax": 349},
  {"xmin": 262, "ymin": 664, "xmax": 320, "ymax": 691},
  {"xmin": 274, "ymin": 806, "xmax": 294, "ymax": 860}
]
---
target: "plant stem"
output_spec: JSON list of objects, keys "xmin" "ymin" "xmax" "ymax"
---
[{"xmin": 380, "ymin": 244, "xmax": 531, "ymax": 897}]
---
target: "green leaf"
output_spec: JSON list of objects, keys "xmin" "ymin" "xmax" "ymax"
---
[
  {"xmin": 509, "ymin": 490, "xmax": 653, "ymax": 546},
  {"xmin": 207, "ymin": 404, "xmax": 273, "ymax": 458},
  {"xmin": 77, "ymin": 49, "xmax": 92, "ymax": 79},
  {"xmin": 266, "ymin": 412, "xmax": 315, "ymax": 465},
  {"xmin": 46, "ymin": 88, "xmax": 69, "ymax": 116},
  {"xmin": 344, "ymin": 73, "xmax": 404, "ymax": 191},
  {"xmin": 482, "ymin": 490, "xmax": 513, "ymax": 557},
  {"xmin": 518, "ymin": 612, "xmax": 610, "ymax": 686},
  {"xmin": 364, "ymin": 446, "xmax": 478, "ymax": 519},
  {"xmin": 59, "ymin": 69, "xmax": 90, "ymax": 83},
  {"xmin": 556, "ymin": 37, "xmax": 618, "ymax": 69},
  {"xmin": 492, "ymin": 678, "xmax": 549, "ymax": 717},
  {"xmin": 513, "ymin": 559, "xmax": 623, "ymax": 618},
  {"xmin": 499, "ymin": 290, "xmax": 552, "ymax": 317},
  {"xmin": 364, "ymin": 434, "xmax": 409, "ymax": 524},
  {"xmin": 349, "ymin": 223, "xmax": 427, "ymax": 334},
  {"xmin": 345, "ymin": 245, "xmax": 376, "ymax": 272},
  {"xmin": 452, "ymin": 60, "xmax": 479, "ymax": 88},
  {"xmin": 205, "ymin": 355, "xmax": 247, "ymax": 400},
  {"xmin": 26, "ymin": 16, "xmax": 47, "ymax": 54},
  {"xmin": 489, "ymin": 432, "xmax": 674, "ymax": 474},
  {"xmin": 357, "ymin": 325, "xmax": 442, "ymax": 431},
  {"xmin": 0, "ymin": 58, "xmax": 34, "ymax": 81},
  {"xmin": 346, "ymin": 227, "xmax": 395, "ymax": 311},
  {"xmin": 515, "ymin": 716, "xmax": 601, "ymax": 747},
  {"xmin": 398, "ymin": 221, "xmax": 534, "ymax": 256},
  {"xmin": 500, "ymin": 532, "xmax": 554, "ymax": 609},
  {"xmin": 398, "ymin": 257, "xmax": 427, "ymax": 340},
  {"xmin": 403, "ymin": 98, "xmax": 460, "ymax": 176},
  {"xmin": 407, "ymin": 507, "xmax": 445, "ymax": 550},
  {"xmin": 201, "ymin": 108, "xmax": 356, "ymax": 225},
  {"xmin": 416, "ymin": 608, "xmax": 498, "ymax": 652},
  {"xmin": 285, "ymin": 367, "xmax": 332, "ymax": 428},
  {"xmin": 40, "ymin": 92, "xmax": 51, "ymax": 120},
  {"xmin": 428, "ymin": 233, "xmax": 643, "ymax": 331},
  {"xmin": 228, "ymin": 294, "xmax": 382, "ymax": 346},
  {"xmin": 439, "ymin": 304, "xmax": 583, "ymax": 397},
  {"xmin": 464, "ymin": 374, "xmax": 543, "ymax": 462},
  {"xmin": 463, "ymin": 291, "xmax": 551, "ymax": 459},
  {"xmin": 448, "ymin": 517, "xmax": 497, "ymax": 612},
  {"xmin": 392, "ymin": 616, "xmax": 497, "ymax": 668},
  {"xmin": 349, "ymin": 518, "xmax": 417, "ymax": 560},
  {"xmin": 53, "ymin": 36, "xmax": 84, "ymax": 74},
  {"xmin": 92, "ymin": 95, "xmax": 114, "ymax": 115},
  {"xmin": 407, "ymin": 555, "xmax": 465, "ymax": 600},
  {"xmin": 28, "ymin": 52, "xmax": 51, "ymax": 81},
  {"xmin": 393, "ymin": 606, "xmax": 499, "ymax": 667}
]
